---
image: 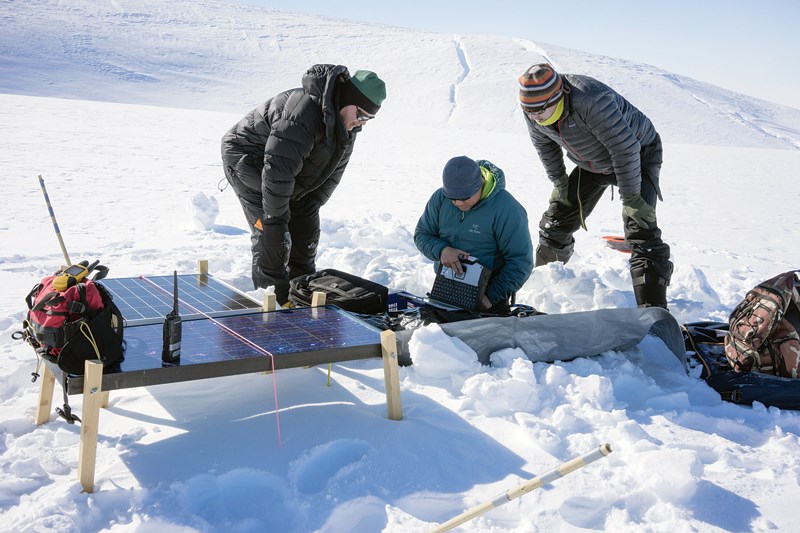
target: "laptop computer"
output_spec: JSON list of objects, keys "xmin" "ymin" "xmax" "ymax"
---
[
  {"xmin": 426, "ymin": 256, "xmax": 491, "ymax": 311},
  {"xmin": 393, "ymin": 256, "xmax": 491, "ymax": 312}
]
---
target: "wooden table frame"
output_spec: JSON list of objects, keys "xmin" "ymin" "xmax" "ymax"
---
[{"xmin": 34, "ymin": 260, "xmax": 402, "ymax": 493}]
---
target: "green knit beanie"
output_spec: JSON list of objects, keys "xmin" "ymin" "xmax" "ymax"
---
[{"xmin": 340, "ymin": 70, "xmax": 386, "ymax": 114}]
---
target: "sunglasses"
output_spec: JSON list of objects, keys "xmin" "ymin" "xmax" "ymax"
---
[
  {"xmin": 523, "ymin": 92, "xmax": 562, "ymax": 115},
  {"xmin": 447, "ymin": 193, "xmax": 476, "ymax": 202},
  {"xmin": 357, "ymin": 108, "xmax": 375, "ymax": 122}
]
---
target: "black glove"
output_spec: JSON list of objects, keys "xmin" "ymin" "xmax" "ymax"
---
[
  {"xmin": 253, "ymin": 219, "xmax": 292, "ymax": 305},
  {"xmin": 259, "ymin": 220, "xmax": 292, "ymax": 270}
]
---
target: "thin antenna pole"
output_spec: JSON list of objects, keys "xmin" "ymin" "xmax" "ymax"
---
[{"xmin": 38, "ymin": 174, "xmax": 71, "ymax": 266}]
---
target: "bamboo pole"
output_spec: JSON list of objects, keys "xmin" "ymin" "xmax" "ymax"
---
[
  {"xmin": 37, "ymin": 175, "xmax": 71, "ymax": 266},
  {"xmin": 428, "ymin": 443, "xmax": 613, "ymax": 533}
]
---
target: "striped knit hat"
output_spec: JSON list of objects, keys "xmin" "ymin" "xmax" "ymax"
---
[{"xmin": 519, "ymin": 63, "xmax": 564, "ymax": 111}]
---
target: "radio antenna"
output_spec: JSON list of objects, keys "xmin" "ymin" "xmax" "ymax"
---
[{"xmin": 172, "ymin": 270, "xmax": 179, "ymax": 314}]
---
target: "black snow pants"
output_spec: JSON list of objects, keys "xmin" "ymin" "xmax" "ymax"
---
[{"xmin": 223, "ymin": 157, "xmax": 320, "ymax": 304}]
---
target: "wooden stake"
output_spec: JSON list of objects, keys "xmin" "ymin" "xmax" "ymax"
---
[
  {"xmin": 380, "ymin": 330, "xmax": 402, "ymax": 421},
  {"xmin": 77, "ymin": 360, "xmax": 104, "ymax": 493},
  {"xmin": 35, "ymin": 365, "xmax": 56, "ymax": 425}
]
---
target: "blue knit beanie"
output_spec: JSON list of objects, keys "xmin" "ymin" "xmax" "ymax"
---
[{"xmin": 442, "ymin": 156, "xmax": 482, "ymax": 200}]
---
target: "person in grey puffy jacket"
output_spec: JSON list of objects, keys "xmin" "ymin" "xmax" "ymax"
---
[
  {"xmin": 221, "ymin": 65, "xmax": 386, "ymax": 305},
  {"xmin": 415, "ymin": 156, "xmax": 534, "ymax": 314},
  {"xmin": 520, "ymin": 63, "xmax": 673, "ymax": 309}
]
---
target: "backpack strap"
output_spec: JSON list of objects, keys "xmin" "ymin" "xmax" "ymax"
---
[
  {"xmin": 90, "ymin": 265, "xmax": 109, "ymax": 282},
  {"xmin": 786, "ymin": 293, "xmax": 800, "ymax": 337},
  {"xmin": 66, "ymin": 283, "xmax": 88, "ymax": 314},
  {"xmin": 25, "ymin": 283, "xmax": 43, "ymax": 310},
  {"xmin": 31, "ymin": 292, "xmax": 66, "ymax": 314},
  {"xmin": 31, "ymin": 284, "xmax": 89, "ymax": 316}
]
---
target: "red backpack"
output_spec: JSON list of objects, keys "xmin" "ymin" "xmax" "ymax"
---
[
  {"xmin": 18, "ymin": 265, "xmax": 125, "ymax": 376},
  {"xmin": 724, "ymin": 271, "xmax": 800, "ymax": 378}
]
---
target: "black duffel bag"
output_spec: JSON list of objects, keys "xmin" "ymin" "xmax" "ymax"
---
[{"xmin": 289, "ymin": 269, "xmax": 389, "ymax": 315}]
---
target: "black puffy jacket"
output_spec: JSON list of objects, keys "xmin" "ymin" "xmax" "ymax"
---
[
  {"xmin": 525, "ymin": 75, "xmax": 659, "ymax": 198},
  {"xmin": 221, "ymin": 64, "xmax": 357, "ymax": 221}
]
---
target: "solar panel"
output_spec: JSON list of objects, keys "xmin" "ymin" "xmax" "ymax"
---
[
  {"xmin": 100, "ymin": 274, "xmax": 262, "ymax": 325},
  {"xmin": 60, "ymin": 306, "xmax": 386, "ymax": 393}
]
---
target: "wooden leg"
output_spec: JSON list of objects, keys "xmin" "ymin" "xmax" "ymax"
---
[
  {"xmin": 311, "ymin": 291, "xmax": 326, "ymax": 307},
  {"xmin": 77, "ymin": 360, "xmax": 104, "ymax": 493},
  {"xmin": 100, "ymin": 391, "xmax": 110, "ymax": 408},
  {"xmin": 263, "ymin": 293, "xmax": 277, "ymax": 311},
  {"xmin": 197, "ymin": 259, "xmax": 209, "ymax": 286},
  {"xmin": 35, "ymin": 365, "xmax": 56, "ymax": 425},
  {"xmin": 305, "ymin": 292, "xmax": 329, "ymax": 371},
  {"xmin": 311, "ymin": 291, "xmax": 326, "ymax": 321},
  {"xmin": 380, "ymin": 330, "xmax": 402, "ymax": 421},
  {"xmin": 261, "ymin": 294, "xmax": 278, "ymax": 374}
]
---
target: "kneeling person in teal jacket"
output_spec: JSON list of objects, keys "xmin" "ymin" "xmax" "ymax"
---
[{"xmin": 414, "ymin": 156, "xmax": 534, "ymax": 313}]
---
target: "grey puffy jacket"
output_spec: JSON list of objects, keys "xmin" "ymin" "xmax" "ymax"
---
[
  {"xmin": 221, "ymin": 64, "xmax": 356, "ymax": 221},
  {"xmin": 525, "ymin": 74, "xmax": 659, "ymax": 197}
]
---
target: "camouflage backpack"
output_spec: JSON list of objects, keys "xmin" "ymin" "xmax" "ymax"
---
[{"xmin": 724, "ymin": 271, "xmax": 800, "ymax": 377}]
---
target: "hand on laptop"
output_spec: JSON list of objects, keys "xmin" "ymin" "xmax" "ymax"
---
[
  {"xmin": 479, "ymin": 294, "xmax": 491, "ymax": 311},
  {"xmin": 440, "ymin": 246, "xmax": 469, "ymax": 275}
]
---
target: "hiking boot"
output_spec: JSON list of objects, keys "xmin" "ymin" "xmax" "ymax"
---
[
  {"xmin": 633, "ymin": 283, "xmax": 668, "ymax": 309},
  {"xmin": 631, "ymin": 264, "xmax": 669, "ymax": 309},
  {"xmin": 534, "ymin": 243, "xmax": 574, "ymax": 267}
]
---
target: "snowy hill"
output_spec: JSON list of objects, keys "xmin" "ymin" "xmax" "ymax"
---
[
  {"xmin": 3, "ymin": 1, "xmax": 800, "ymax": 532},
  {"xmin": 3, "ymin": 0, "xmax": 800, "ymax": 149}
]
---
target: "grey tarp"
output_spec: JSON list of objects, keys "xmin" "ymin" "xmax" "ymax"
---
[{"xmin": 401, "ymin": 307, "xmax": 686, "ymax": 370}]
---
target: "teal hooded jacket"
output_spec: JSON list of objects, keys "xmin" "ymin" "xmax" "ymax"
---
[{"xmin": 414, "ymin": 160, "xmax": 534, "ymax": 305}]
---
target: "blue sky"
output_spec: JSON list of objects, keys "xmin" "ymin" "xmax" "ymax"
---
[{"xmin": 240, "ymin": 0, "xmax": 800, "ymax": 110}]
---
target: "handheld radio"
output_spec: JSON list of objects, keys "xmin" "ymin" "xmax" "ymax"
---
[{"xmin": 162, "ymin": 271, "xmax": 182, "ymax": 364}]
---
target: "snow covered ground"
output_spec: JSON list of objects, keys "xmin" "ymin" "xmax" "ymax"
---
[{"xmin": 2, "ymin": 1, "xmax": 800, "ymax": 532}]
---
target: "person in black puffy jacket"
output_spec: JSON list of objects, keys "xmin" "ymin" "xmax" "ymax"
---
[
  {"xmin": 221, "ymin": 65, "xmax": 386, "ymax": 305},
  {"xmin": 520, "ymin": 63, "xmax": 672, "ymax": 309}
]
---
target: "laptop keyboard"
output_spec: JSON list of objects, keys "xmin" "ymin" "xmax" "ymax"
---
[{"xmin": 430, "ymin": 276, "xmax": 481, "ymax": 310}]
